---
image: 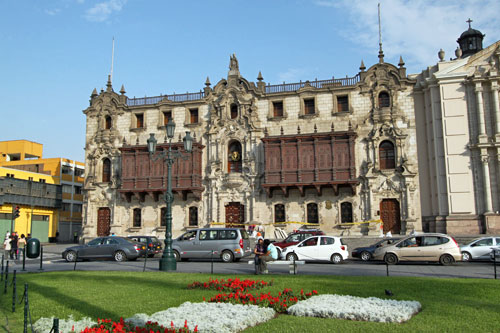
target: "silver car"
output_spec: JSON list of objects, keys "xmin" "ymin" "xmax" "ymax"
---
[
  {"xmin": 172, "ymin": 228, "xmax": 252, "ymax": 262},
  {"xmin": 460, "ymin": 237, "xmax": 500, "ymax": 261}
]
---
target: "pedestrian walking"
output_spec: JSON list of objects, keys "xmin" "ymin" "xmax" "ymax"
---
[
  {"xmin": 18, "ymin": 234, "xmax": 27, "ymax": 257},
  {"xmin": 11, "ymin": 233, "xmax": 19, "ymax": 260},
  {"xmin": 253, "ymin": 237, "xmax": 265, "ymax": 274}
]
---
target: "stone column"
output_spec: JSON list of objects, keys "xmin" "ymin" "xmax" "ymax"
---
[
  {"xmin": 491, "ymin": 81, "xmax": 500, "ymax": 135},
  {"xmin": 482, "ymin": 155, "xmax": 493, "ymax": 213},
  {"xmin": 475, "ymin": 84, "xmax": 486, "ymax": 136}
]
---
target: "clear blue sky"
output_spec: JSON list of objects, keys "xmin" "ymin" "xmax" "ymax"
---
[{"xmin": 1, "ymin": 0, "xmax": 498, "ymax": 162}]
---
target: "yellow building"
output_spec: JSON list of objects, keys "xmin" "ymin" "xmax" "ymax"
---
[
  {"xmin": 0, "ymin": 167, "xmax": 61, "ymax": 242},
  {"xmin": 0, "ymin": 140, "xmax": 84, "ymax": 242}
]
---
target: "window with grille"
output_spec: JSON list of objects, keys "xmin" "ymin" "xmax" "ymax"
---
[
  {"xmin": 102, "ymin": 158, "xmax": 111, "ymax": 182},
  {"xmin": 378, "ymin": 92, "xmax": 390, "ymax": 108},
  {"xmin": 304, "ymin": 98, "xmax": 315, "ymax": 115},
  {"xmin": 133, "ymin": 208, "xmax": 141, "ymax": 227},
  {"xmin": 274, "ymin": 204, "xmax": 285, "ymax": 223},
  {"xmin": 307, "ymin": 203, "xmax": 319, "ymax": 224},
  {"xmin": 105, "ymin": 116, "xmax": 112, "ymax": 129},
  {"xmin": 190, "ymin": 108, "xmax": 199, "ymax": 124},
  {"xmin": 189, "ymin": 207, "xmax": 198, "ymax": 226},
  {"xmin": 163, "ymin": 111, "xmax": 172, "ymax": 126},
  {"xmin": 341, "ymin": 202, "xmax": 353, "ymax": 223},
  {"xmin": 273, "ymin": 101, "xmax": 284, "ymax": 117},
  {"xmin": 230, "ymin": 104, "xmax": 238, "ymax": 119},
  {"xmin": 337, "ymin": 96, "xmax": 349, "ymax": 112},
  {"xmin": 379, "ymin": 141, "xmax": 396, "ymax": 169},
  {"xmin": 136, "ymin": 114, "xmax": 144, "ymax": 128}
]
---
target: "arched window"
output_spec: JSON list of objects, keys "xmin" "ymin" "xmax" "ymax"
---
[
  {"xmin": 307, "ymin": 203, "xmax": 319, "ymax": 224},
  {"xmin": 341, "ymin": 202, "xmax": 353, "ymax": 223},
  {"xmin": 105, "ymin": 116, "xmax": 112, "ymax": 130},
  {"xmin": 189, "ymin": 207, "xmax": 198, "ymax": 226},
  {"xmin": 378, "ymin": 91, "xmax": 390, "ymax": 108},
  {"xmin": 160, "ymin": 207, "xmax": 167, "ymax": 226},
  {"xmin": 102, "ymin": 158, "xmax": 111, "ymax": 182},
  {"xmin": 274, "ymin": 204, "xmax": 285, "ymax": 223},
  {"xmin": 133, "ymin": 208, "xmax": 141, "ymax": 227},
  {"xmin": 230, "ymin": 104, "xmax": 238, "ymax": 119},
  {"xmin": 379, "ymin": 141, "xmax": 396, "ymax": 169},
  {"xmin": 228, "ymin": 141, "xmax": 242, "ymax": 173}
]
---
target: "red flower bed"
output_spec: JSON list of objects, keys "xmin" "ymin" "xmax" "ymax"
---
[
  {"xmin": 80, "ymin": 318, "xmax": 197, "ymax": 333},
  {"xmin": 207, "ymin": 288, "xmax": 318, "ymax": 313},
  {"xmin": 187, "ymin": 277, "xmax": 270, "ymax": 292}
]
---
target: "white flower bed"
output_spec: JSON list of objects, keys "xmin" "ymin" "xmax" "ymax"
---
[
  {"xmin": 127, "ymin": 301, "xmax": 275, "ymax": 333},
  {"xmin": 33, "ymin": 315, "xmax": 96, "ymax": 333},
  {"xmin": 288, "ymin": 294, "xmax": 421, "ymax": 323}
]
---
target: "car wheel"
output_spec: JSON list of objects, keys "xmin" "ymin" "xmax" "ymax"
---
[
  {"xmin": 286, "ymin": 253, "xmax": 298, "ymax": 261},
  {"xmin": 173, "ymin": 250, "xmax": 180, "ymax": 262},
  {"xmin": 462, "ymin": 251, "xmax": 471, "ymax": 262},
  {"xmin": 114, "ymin": 250, "xmax": 127, "ymax": 262},
  {"xmin": 384, "ymin": 253, "xmax": 398, "ymax": 265},
  {"xmin": 331, "ymin": 253, "xmax": 343, "ymax": 264},
  {"xmin": 221, "ymin": 250, "xmax": 234, "ymax": 263},
  {"xmin": 439, "ymin": 254, "xmax": 455, "ymax": 266},
  {"xmin": 360, "ymin": 251, "xmax": 372, "ymax": 261},
  {"xmin": 65, "ymin": 251, "xmax": 77, "ymax": 262}
]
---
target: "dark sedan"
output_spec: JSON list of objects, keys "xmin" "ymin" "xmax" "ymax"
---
[
  {"xmin": 62, "ymin": 236, "xmax": 147, "ymax": 262},
  {"xmin": 352, "ymin": 238, "xmax": 400, "ymax": 261},
  {"xmin": 128, "ymin": 235, "xmax": 162, "ymax": 258}
]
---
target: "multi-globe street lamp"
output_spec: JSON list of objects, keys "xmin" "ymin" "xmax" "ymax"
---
[{"xmin": 147, "ymin": 121, "xmax": 193, "ymax": 271}]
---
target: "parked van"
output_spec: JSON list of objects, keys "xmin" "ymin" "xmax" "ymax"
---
[{"xmin": 172, "ymin": 228, "xmax": 252, "ymax": 262}]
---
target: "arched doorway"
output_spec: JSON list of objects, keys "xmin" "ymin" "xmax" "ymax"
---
[
  {"xmin": 380, "ymin": 199, "xmax": 401, "ymax": 234},
  {"xmin": 228, "ymin": 141, "xmax": 242, "ymax": 173}
]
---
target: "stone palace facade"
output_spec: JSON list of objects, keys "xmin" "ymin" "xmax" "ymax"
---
[{"xmin": 81, "ymin": 50, "xmax": 422, "ymax": 240}]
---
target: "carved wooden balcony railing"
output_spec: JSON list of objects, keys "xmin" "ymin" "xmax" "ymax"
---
[
  {"xmin": 262, "ymin": 131, "xmax": 358, "ymax": 197},
  {"xmin": 119, "ymin": 142, "xmax": 204, "ymax": 202}
]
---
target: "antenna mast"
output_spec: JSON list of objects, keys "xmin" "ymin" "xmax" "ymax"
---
[
  {"xmin": 377, "ymin": 3, "xmax": 384, "ymax": 63},
  {"xmin": 110, "ymin": 37, "xmax": 115, "ymax": 83}
]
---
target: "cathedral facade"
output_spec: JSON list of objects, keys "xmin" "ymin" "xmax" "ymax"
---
[{"xmin": 81, "ymin": 51, "xmax": 421, "ymax": 241}]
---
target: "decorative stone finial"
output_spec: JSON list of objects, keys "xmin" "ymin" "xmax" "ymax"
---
[
  {"xmin": 106, "ymin": 75, "xmax": 112, "ymax": 92},
  {"xmin": 314, "ymin": 124, "xmax": 317, "ymax": 133},
  {"xmin": 120, "ymin": 85, "xmax": 126, "ymax": 95},
  {"xmin": 331, "ymin": 123, "xmax": 334, "ymax": 132},
  {"xmin": 348, "ymin": 121, "xmax": 353, "ymax": 130},
  {"xmin": 257, "ymin": 71, "xmax": 263, "ymax": 81},
  {"xmin": 455, "ymin": 47, "xmax": 462, "ymax": 59},
  {"xmin": 91, "ymin": 88, "xmax": 98, "ymax": 98},
  {"xmin": 359, "ymin": 60, "xmax": 366, "ymax": 72},
  {"xmin": 264, "ymin": 127, "xmax": 268, "ymax": 137},
  {"xmin": 398, "ymin": 56, "xmax": 405, "ymax": 67},
  {"xmin": 178, "ymin": 134, "xmax": 182, "ymax": 142},
  {"xmin": 280, "ymin": 126, "xmax": 284, "ymax": 135},
  {"xmin": 135, "ymin": 137, "xmax": 139, "ymax": 145},
  {"xmin": 205, "ymin": 77, "xmax": 211, "ymax": 86},
  {"xmin": 438, "ymin": 49, "xmax": 445, "ymax": 62},
  {"xmin": 378, "ymin": 44, "xmax": 384, "ymax": 63},
  {"xmin": 297, "ymin": 125, "xmax": 301, "ymax": 134}
]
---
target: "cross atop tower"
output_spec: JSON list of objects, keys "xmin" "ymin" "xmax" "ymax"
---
[{"xmin": 466, "ymin": 18, "xmax": 472, "ymax": 29}]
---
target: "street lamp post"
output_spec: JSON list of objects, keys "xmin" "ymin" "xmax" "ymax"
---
[{"xmin": 147, "ymin": 121, "xmax": 193, "ymax": 271}]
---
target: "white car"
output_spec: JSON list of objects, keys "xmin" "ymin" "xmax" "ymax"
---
[
  {"xmin": 460, "ymin": 237, "xmax": 500, "ymax": 261},
  {"xmin": 280, "ymin": 236, "xmax": 348, "ymax": 264}
]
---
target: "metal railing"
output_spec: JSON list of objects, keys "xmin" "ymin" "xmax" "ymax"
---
[
  {"xmin": 127, "ymin": 91, "xmax": 205, "ymax": 106},
  {"xmin": 265, "ymin": 75, "xmax": 360, "ymax": 94}
]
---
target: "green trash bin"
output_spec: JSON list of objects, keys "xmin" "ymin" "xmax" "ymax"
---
[{"xmin": 26, "ymin": 238, "xmax": 41, "ymax": 258}]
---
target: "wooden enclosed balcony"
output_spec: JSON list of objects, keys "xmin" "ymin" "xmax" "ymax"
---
[
  {"xmin": 262, "ymin": 131, "xmax": 358, "ymax": 197},
  {"xmin": 119, "ymin": 142, "xmax": 204, "ymax": 202}
]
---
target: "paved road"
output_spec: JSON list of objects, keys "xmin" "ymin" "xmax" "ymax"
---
[{"xmin": 4, "ymin": 245, "xmax": 499, "ymax": 280}]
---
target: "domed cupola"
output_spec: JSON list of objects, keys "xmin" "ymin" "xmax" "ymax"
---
[{"xmin": 457, "ymin": 19, "xmax": 485, "ymax": 57}]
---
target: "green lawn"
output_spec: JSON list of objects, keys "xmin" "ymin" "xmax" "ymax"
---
[{"xmin": 0, "ymin": 271, "xmax": 499, "ymax": 332}]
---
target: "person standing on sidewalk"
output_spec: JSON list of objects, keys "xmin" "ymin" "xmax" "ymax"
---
[
  {"xmin": 3, "ymin": 236, "xmax": 11, "ymax": 259},
  {"xmin": 18, "ymin": 234, "xmax": 27, "ymax": 258},
  {"xmin": 11, "ymin": 233, "xmax": 19, "ymax": 260}
]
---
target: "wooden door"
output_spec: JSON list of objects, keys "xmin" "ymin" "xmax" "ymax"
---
[
  {"xmin": 97, "ymin": 207, "xmax": 111, "ymax": 236},
  {"xmin": 225, "ymin": 202, "xmax": 244, "ymax": 227},
  {"xmin": 380, "ymin": 199, "xmax": 401, "ymax": 234}
]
